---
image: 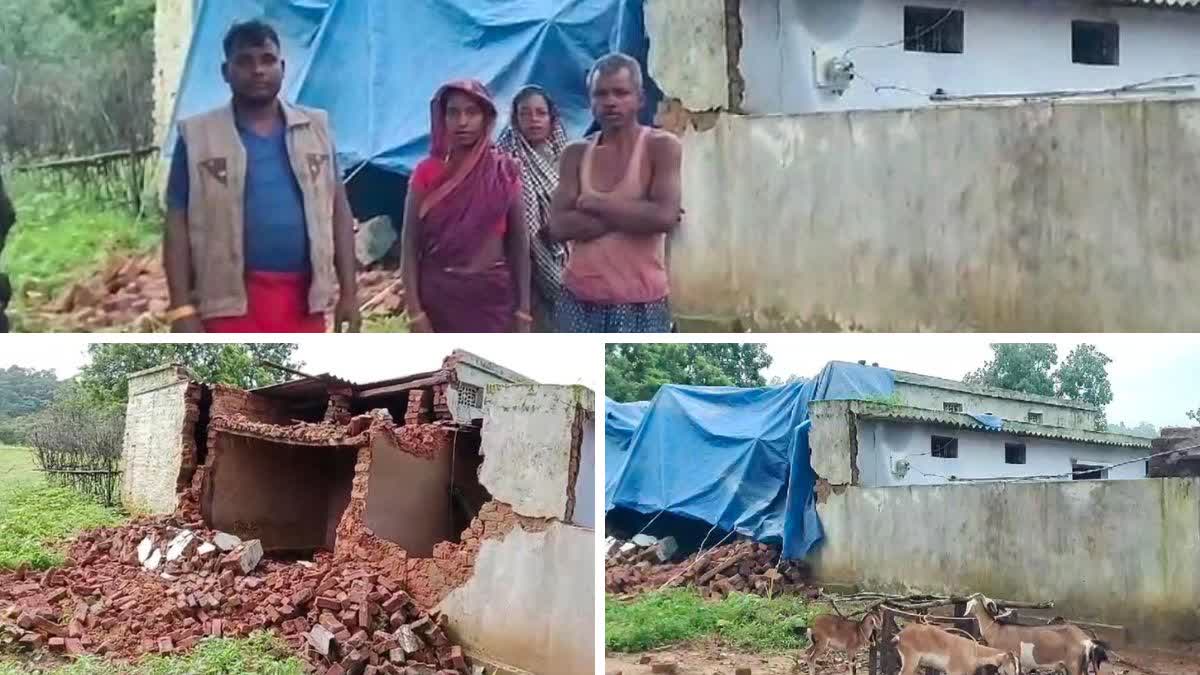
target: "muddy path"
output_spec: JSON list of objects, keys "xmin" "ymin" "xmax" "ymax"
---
[{"xmin": 605, "ymin": 641, "xmax": 1200, "ymax": 675}]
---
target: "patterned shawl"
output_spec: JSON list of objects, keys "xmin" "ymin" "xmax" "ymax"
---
[{"xmin": 496, "ymin": 85, "xmax": 568, "ymax": 303}]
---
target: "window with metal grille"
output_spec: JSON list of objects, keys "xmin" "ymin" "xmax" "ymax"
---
[
  {"xmin": 457, "ymin": 383, "xmax": 483, "ymax": 408},
  {"xmin": 943, "ymin": 402, "xmax": 963, "ymax": 413},
  {"xmin": 1027, "ymin": 411, "xmax": 1043, "ymax": 423},
  {"xmin": 1005, "ymin": 443, "xmax": 1026, "ymax": 465},
  {"xmin": 904, "ymin": 6, "xmax": 964, "ymax": 54},
  {"xmin": 931, "ymin": 435, "xmax": 958, "ymax": 459},
  {"xmin": 1072, "ymin": 20, "xmax": 1118, "ymax": 65}
]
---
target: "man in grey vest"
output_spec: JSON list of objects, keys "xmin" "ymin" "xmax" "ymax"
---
[{"xmin": 164, "ymin": 19, "xmax": 360, "ymax": 333}]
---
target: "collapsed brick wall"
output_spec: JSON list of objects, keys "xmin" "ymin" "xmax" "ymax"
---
[
  {"xmin": 176, "ymin": 383, "xmax": 203, "ymax": 494},
  {"xmin": 209, "ymin": 385, "xmax": 313, "ymax": 426}
]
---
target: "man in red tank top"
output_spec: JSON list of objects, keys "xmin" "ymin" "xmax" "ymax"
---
[{"xmin": 547, "ymin": 53, "xmax": 682, "ymax": 333}]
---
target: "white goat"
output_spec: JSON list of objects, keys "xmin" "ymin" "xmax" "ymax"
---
[
  {"xmin": 803, "ymin": 610, "xmax": 882, "ymax": 675},
  {"xmin": 965, "ymin": 594, "xmax": 1107, "ymax": 675},
  {"xmin": 893, "ymin": 623, "xmax": 1020, "ymax": 675}
]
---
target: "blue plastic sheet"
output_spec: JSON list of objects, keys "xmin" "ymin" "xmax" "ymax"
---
[
  {"xmin": 605, "ymin": 398, "xmax": 649, "ymax": 511},
  {"xmin": 605, "ymin": 362, "xmax": 895, "ymax": 559},
  {"xmin": 968, "ymin": 412, "xmax": 1004, "ymax": 430},
  {"xmin": 168, "ymin": 0, "xmax": 658, "ymax": 176}
]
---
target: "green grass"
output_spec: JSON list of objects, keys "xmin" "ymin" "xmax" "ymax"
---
[
  {"xmin": 363, "ymin": 313, "xmax": 411, "ymax": 333},
  {"xmin": 1, "ymin": 175, "xmax": 159, "ymax": 300},
  {"xmin": 0, "ymin": 632, "xmax": 306, "ymax": 674},
  {"xmin": 0, "ymin": 448, "xmax": 302, "ymax": 673},
  {"xmin": 606, "ymin": 589, "xmax": 822, "ymax": 653},
  {"xmin": 0, "ymin": 445, "xmax": 125, "ymax": 570}
]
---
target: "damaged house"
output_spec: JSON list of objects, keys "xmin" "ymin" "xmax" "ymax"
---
[
  {"xmin": 607, "ymin": 361, "xmax": 1200, "ymax": 643},
  {"xmin": 119, "ymin": 350, "xmax": 595, "ymax": 675}
]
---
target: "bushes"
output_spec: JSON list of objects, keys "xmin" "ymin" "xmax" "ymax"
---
[{"xmin": 25, "ymin": 393, "xmax": 124, "ymax": 506}]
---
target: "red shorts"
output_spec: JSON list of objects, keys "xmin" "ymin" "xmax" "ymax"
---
[{"xmin": 203, "ymin": 271, "xmax": 327, "ymax": 333}]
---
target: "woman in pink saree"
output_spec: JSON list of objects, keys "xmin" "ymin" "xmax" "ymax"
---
[{"xmin": 402, "ymin": 80, "xmax": 531, "ymax": 333}]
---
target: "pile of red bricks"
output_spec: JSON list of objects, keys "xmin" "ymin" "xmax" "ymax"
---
[
  {"xmin": 605, "ymin": 540, "xmax": 813, "ymax": 599},
  {"xmin": 23, "ymin": 254, "xmax": 405, "ymax": 331},
  {"xmin": 0, "ymin": 517, "xmax": 470, "ymax": 674}
]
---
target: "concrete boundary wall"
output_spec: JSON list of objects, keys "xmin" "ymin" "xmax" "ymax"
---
[
  {"xmin": 811, "ymin": 478, "xmax": 1200, "ymax": 641},
  {"xmin": 670, "ymin": 98, "xmax": 1200, "ymax": 331}
]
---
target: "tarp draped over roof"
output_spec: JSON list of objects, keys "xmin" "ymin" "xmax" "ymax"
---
[
  {"xmin": 605, "ymin": 362, "xmax": 895, "ymax": 559},
  {"xmin": 169, "ymin": 0, "xmax": 657, "ymax": 176}
]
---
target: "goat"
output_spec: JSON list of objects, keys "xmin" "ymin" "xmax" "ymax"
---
[
  {"xmin": 965, "ymin": 594, "xmax": 1108, "ymax": 675},
  {"xmin": 801, "ymin": 609, "xmax": 881, "ymax": 675},
  {"xmin": 893, "ymin": 623, "xmax": 1020, "ymax": 675}
]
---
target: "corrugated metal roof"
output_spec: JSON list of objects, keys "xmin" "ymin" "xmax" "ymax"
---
[
  {"xmin": 848, "ymin": 401, "xmax": 1152, "ymax": 448},
  {"xmin": 1114, "ymin": 0, "xmax": 1200, "ymax": 7},
  {"xmin": 252, "ymin": 373, "xmax": 356, "ymax": 400}
]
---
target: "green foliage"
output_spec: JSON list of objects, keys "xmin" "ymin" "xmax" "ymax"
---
[
  {"xmin": 77, "ymin": 344, "xmax": 305, "ymax": 405},
  {"xmin": 963, "ymin": 343, "xmax": 1058, "ymax": 397},
  {"xmin": 1055, "ymin": 344, "xmax": 1114, "ymax": 409},
  {"xmin": 0, "ymin": 446, "xmax": 124, "ymax": 570},
  {"xmin": 0, "ymin": 632, "xmax": 304, "ymax": 674},
  {"xmin": 864, "ymin": 392, "xmax": 905, "ymax": 407},
  {"xmin": 53, "ymin": 0, "xmax": 154, "ymax": 42},
  {"xmin": 0, "ymin": 365, "xmax": 61, "ymax": 420},
  {"xmin": 605, "ymin": 589, "xmax": 819, "ymax": 653},
  {"xmin": 0, "ymin": 0, "xmax": 153, "ymax": 159},
  {"xmin": 1, "ymin": 175, "xmax": 159, "ymax": 299},
  {"xmin": 605, "ymin": 344, "xmax": 773, "ymax": 403},
  {"xmin": 963, "ymin": 343, "xmax": 1115, "ymax": 425}
]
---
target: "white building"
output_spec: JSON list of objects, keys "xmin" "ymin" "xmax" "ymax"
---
[
  {"xmin": 737, "ymin": 0, "xmax": 1200, "ymax": 114},
  {"xmin": 809, "ymin": 365, "xmax": 1151, "ymax": 487}
]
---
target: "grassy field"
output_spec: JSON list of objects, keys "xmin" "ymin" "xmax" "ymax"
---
[
  {"xmin": 0, "ymin": 445, "xmax": 124, "ymax": 570},
  {"xmin": 0, "ymin": 446, "xmax": 304, "ymax": 674},
  {"xmin": 606, "ymin": 589, "xmax": 822, "ymax": 653},
  {"xmin": 1, "ymin": 175, "xmax": 160, "ymax": 300}
]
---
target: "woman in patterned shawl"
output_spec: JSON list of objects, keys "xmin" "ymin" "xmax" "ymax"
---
[{"xmin": 496, "ymin": 85, "xmax": 569, "ymax": 331}]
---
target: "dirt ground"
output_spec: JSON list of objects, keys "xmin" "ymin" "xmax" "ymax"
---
[{"xmin": 605, "ymin": 640, "xmax": 1200, "ymax": 675}]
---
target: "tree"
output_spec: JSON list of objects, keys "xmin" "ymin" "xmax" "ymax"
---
[
  {"xmin": 1107, "ymin": 421, "xmax": 1158, "ymax": 439},
  {"xmin": 605, "ymin": 344, "xmax": 772, "ymax": 403},
  {"xmin": 769, "ymin": 374, "xmax": 805, "ymax": 386},
  {"xmin": 964, "ymin": 343, "xmax": 1114, "ymax": 430},
  {"xmin": 53, "ymin": 0, "xmax": 153, "ymax": 42},
  {"xmin": 963, "ymin": 344, "xmax": 1057, "ymax": 397},
  {"xmin": 77, "ymin": 344, "xmax": 304, "ymax": 404},
  {"xmin": 0, "ymin": 365, "xmax": 62, "ymax": 419},
  {"xmin": 1055, "ymin": 344, "xmax": 1113, "ymax": 410}
]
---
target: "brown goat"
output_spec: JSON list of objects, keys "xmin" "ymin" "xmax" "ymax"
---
[
  {"xmin": 894, "ymin": 623, "xmax": 1020, "ymax": 675},
  {"xmin": 966, "ymin": 594, "xmax": 1107, "ymax": 675},
  {"xmin": 803, "ymin": 610, "xmax": 881, "ymax": 675}
]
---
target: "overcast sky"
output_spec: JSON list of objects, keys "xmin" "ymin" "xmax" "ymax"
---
[
  {"xmin": 756, "ymin": 334, "xmax": 1200, "ymax": 429},
  {"xmin": 0, "ymin": 335, "xmax": 600, "ymax": 390},
  {"xmin": 4, "ymin": 335, "xmax": 1198, "ymax": 429}
]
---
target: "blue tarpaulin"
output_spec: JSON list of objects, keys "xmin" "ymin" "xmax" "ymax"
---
[
  {"xmin": 168, "ymin": 0, "xmax": 657, "ymax": 176},
  {"xmin": 604, "ymin": 398, "xmax": 649, "ymax": 511},
  {"xmin": 605, "ymin": 362, "xmax": 895, "ymax": 559}
]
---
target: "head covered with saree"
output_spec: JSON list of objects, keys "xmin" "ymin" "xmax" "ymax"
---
[
  {"xmin": 415, "ymin": 79, "xmax": 522, "ymax": 332},
  {"xmin": 418, "ymin": 79, "xmax": 521, "ymax": 266}
]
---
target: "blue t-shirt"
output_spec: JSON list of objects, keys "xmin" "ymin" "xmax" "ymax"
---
[{"xmin": 166, "ymin": 118, "xmax": 337, "ymax": 274}]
